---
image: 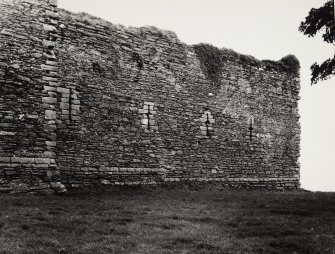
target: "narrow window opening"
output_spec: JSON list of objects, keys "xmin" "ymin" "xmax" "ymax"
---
[
  {"xmin": 145, "ymin": 106, "xmax": 151, "ymax": 131},
  {"xmin": 248, "ymin": 119, "xmax": 253, "ymax": 141},
  {"xmin": 205, "ymin": 112, "xmax": 211, "ymax": 137},
  {"xmin": 69, "ymin": 88, "xmax": 72, "ymax": 122}
]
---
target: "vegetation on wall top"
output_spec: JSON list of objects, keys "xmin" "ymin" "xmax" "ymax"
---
[
  {"xmin": 59, "ymin": 9, "xmax": 179, "ymax": 42},
  {"xmin": 193, "ymin": 43, "xmax": 300, "ymax": 86},
  {"xmin": 59, "ymin": 9, "xmax": 300, "ymax": 83},
  {"xmin": 193, "ymin": 44, "xmax": 224, "ymax": 86}
]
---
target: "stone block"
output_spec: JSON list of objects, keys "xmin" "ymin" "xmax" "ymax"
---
[
  {"xmin": 0, "ymin": 157, "xmax": 10, "ymax": 163},
  {"xmin": 57, "ymin": 87, "xmax": 70, "ymax": 94},
  {"xmin": 48, "ymin": 0, "xmax": 58, "ymax": 7},
  {"xmin": 72, "ymin": 105, "xmax": 80, "ymax": 110},
  {"xmin": 50, "ymin": 19, "xmax": 58, "ymax": 25},
  {"xmin": 35, "ymin": 158, "xmax": 51, "ymax": 164},
  {"xmin": 0, "ymin": 29, "xmax": 13, "ymax": 36},
  {"xmin": 44, "ymin": 124, "xmax": 57, "ymax": 132},
  {"xmin": 45, "ymin": 110, "xmax": 56, "ymax": 120},
  {"xmin": 42, "ymin": 64, "xmax": 58, "ymax": 72},
  {"xmin": 60, "ymin": 103, "xmax": 69, "ymax": 110},
  {"xmin": 43, "ymin": 85, "xmax": 57, "ymax": 92},
  {"xmin": 42, "ymin": 97, "xmax": 57, "ymax": 104},
  {"xmin": 43, "ymin": 24, "xmax": 57, "ymax": 32},
  {"xmin": 0, "ymin": 131, "xmax": 15, "ymax": 136},
  {"xmin": 46, "ymin": 141, "xmax": 56, "ymax": 147},
  {"xmin": 46, "ymin": 10, "xmax": 59, "ymax": 18},
  {"xmin": 144, "ymin": 102, "xmax": 154, "ymax": 106},
  {"xmin": 43, "ymin": 76, "xmax": 58, "ymax": 82},
  {"xmin": 42, "ymin": 40, "xmax": 56, "ymax": 47}
]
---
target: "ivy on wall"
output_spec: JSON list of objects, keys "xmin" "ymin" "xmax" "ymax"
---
[
  {"xmin": 193, "ymin": 43, "xmax": 300, "ymax": 87},
  {"xmin": 193, "ymin": 44, "xmax": 224, "ymax": 86}
]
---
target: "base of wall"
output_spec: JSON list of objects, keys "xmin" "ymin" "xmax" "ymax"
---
[
  {"xmin": 65, "ymin": 179, "xmax": 300, "ymax": 194},
  {"xmin": 64, "ymin": 172, "xmax": 300, "ymax": 191},
  {"xmin": 0, "ymin": 156, "xmax": 67, "ymax": 194},
  {"xmin": 0, "ymin": 162, "xmax": 299, "ymax": 193}
]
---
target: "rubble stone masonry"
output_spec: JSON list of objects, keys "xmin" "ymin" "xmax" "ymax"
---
[{"xmin": 0, "ymin": 0, "xmax": 301, "ymax": 193}]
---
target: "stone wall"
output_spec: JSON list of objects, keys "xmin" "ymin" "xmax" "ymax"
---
[
  {"xmin": 0, "ymin": 0, "xmax": 301, "ymax": 193},
  {"xmin": 0, "ymin": 0, "xmax": 65, "ymax": 193}
]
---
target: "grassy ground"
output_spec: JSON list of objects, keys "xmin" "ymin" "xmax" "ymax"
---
[{"xmin": 0, "ymin": 188, "xmax": 335, "ymax": 254}]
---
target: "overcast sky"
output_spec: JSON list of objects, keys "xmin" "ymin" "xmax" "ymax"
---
[{"xmin": 58, "ymin": 0, "xmax": 335, "ymax": 192}]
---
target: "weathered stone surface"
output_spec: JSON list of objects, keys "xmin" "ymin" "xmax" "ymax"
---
[
  {"xmin": 45, "ymin": 110, "xmax": 57, "ymax": 120},
  {"xmin": 0, "ymin": 0, "xmax": 300, "ymax": 193},
  {"xmin": 43, "ymin": 24, "xmax": 57, "ymax": 32},
  {"xmin": 0, "ymin": 0, "xmax": 63, "ymax": 194}
]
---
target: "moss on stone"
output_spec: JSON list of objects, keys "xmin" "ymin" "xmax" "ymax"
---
[
  {"xmin": 193, "ymin": 43, "xmax": 300, "ymax": 85},
  {"xmin": 193, "ymin": 43, "xmax": 224, "ymax": 85},
  {"xmin": 279, "ymin": 55, "xmax": 300, "ymax": 74}
]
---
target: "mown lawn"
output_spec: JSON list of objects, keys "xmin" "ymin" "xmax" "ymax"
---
[{"xmin": 0, "ymin": 188, "xmax": 335, "ymax": 254}]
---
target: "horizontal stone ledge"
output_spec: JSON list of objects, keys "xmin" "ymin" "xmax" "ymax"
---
[
  {"xmin": 0, "ymin": 157, "xmax": 56, "ymax": 165},
  {"xmin": 99, "ymin": 167, "xmax": 166, "ymax": 173},
  {"xmin": 0, "ymin": 131, "xmax": 15, "ymax": 136},
  {"xmin": 162, "ymin": 177, "xmax": 300, "ymax": 182},
  {"xmin": 0, "ymin": 163, "xmax": 52, "ymax": 168}
]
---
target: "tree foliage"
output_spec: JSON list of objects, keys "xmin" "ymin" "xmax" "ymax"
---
[{"xmin": 299, "ymin": 0, "xmax": 335, "ymax": 84}]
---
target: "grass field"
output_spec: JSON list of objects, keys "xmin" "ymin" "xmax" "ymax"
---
[{"xmin": 0, "ymin": 188, "xmax": 335, "ymax": 254}]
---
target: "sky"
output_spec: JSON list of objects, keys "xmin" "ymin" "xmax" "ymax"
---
[{"xmin": 58, "ymin": 0, "xmax": 335, "ymax": 192}]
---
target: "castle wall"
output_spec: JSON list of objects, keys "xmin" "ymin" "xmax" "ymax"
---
[
  {"xmin": 0, "ymin": 0, "xmax": 64, "ymax": 193},
  {"xmin": 0, "ymin": 0, "xmax": 301, "ymax": 193},
  {"xmin": 55, "ymin": 10, "xmax": 300, "ymax": 189}
]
